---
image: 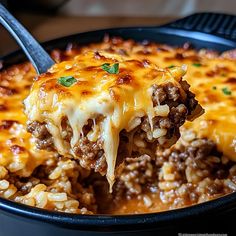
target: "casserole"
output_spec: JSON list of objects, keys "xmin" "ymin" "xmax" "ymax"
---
[{"xmin": 0, "ymin": 12, "xmax": 236, "ymax": 235}]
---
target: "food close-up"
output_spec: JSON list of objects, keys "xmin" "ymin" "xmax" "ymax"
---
[
  {"xmin": 1, "ymin": 37, "xmax": 236, "ymax": 214},
  {"xmin": 0, "ymin": 1, "xmax": 235, "ymax": 235}
]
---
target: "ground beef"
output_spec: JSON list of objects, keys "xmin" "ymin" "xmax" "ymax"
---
[
  {"xmin": 110, "ymin": 135, "xmax": 235, "ymax": 211},
  {"xmin": 27, "ymin": 121, "xmax": 54, "ymax": 150},
  {"xmin": 73, "ymin": 137, "xmax": 107, "ymax": 174},
  {"xmin": 165, "ymin": 82, "xmax": 180, "ymax": 101},
  {"xmin": 179, "ymin": 80, "xmax": 198, "ymax": 112},
  {"xmin": 169, "ymin": 104, "xmax": 188, "ymax": 126},
  {"xmin": 158, "ymin": 118, "xmax": 172, "ymax": 129},
  {"xmin": 26, "ymin": 82, "xmax": 200, "ymax": 175},
  {"xmin": 152, "ymin": 84, "xmax": 167, "ymax": 105},
  {"xmin": 186, "ymin": 138, "xmax": 216, "ymax": 160},
  {"xmin": 206, "ymin": 182, "xmax": 223, "ymax": 195},
  {"xmin": 114, "ymin": 154, "xmax": 158, "ymax": 197},
  {"xmin": 152, "ymin": 81, "xmax": 198, "ymax": 126},
  {"xmin": 2, "ymin": 37, "xmax": 236, "ymax": 215},
  {"xmin": 27, "ymin": 121, "xmax": 49, "ymax": 139}
]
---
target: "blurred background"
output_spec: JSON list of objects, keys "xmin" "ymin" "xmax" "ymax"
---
[{"xmin": 0, "ymin": 0, "xmax": 235, "ymax": 55}]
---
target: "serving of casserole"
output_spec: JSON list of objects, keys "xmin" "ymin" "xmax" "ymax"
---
[{"xmin": 0, "ymin": 36, "xmax": 235, "ymax": 215}]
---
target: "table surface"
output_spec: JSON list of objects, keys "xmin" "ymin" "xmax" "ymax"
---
[{"xmin": 0, "ymin": 12, "xmax": 175, "ymax": 56}]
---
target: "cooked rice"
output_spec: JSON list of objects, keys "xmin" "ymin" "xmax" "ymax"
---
[
  {"xmin": 0, "ymin": 37, "xmax": 235, "ymax": 214},
  {"xmin": 0, "ymin": 126, "xmax": 235, "ymax": 214}
]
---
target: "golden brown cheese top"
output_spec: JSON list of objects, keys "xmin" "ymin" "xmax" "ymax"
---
[
  {"xmin": 0, "ymin": 63, "xmax": 54, "ymax": 177},
  {"xmin": 79, "ymin": 40, "xmax": 235, "ymax": 159},
  {"xmin": 143, "ymin": 51, "xmax": 236, "ymax": 159},
  {"xmin": 1, "ymin": 38, "xmax": 236, "ymax": 184},
  {"xmin": 31, "ymin": 51, "xmax": 186, "ymax": 108},
  {"xmin": 183, "ymin": 58, "xmax": 236, "ymax": 158},
  {"xmin": 24, "ymin": 51, "xmax": 189, "ymax": 188}
]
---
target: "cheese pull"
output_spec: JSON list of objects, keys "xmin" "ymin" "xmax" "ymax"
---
[{"xmin": 24, "ymin": 51, "xmax": 203, "ymax": 190}]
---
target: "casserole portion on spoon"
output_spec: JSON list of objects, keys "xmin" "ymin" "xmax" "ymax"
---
[{"xmin": 24, "ymin": 51, "xmax": 203, "ymax": 190}]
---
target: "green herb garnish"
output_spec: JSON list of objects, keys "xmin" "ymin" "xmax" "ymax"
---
[
  {"xmin": 222, "ymin": 87, "xmax": 232, "ymax": 95},
  {"xmin": 212, "ymin": 86, "xmax": 217, "ymax": 90},
  {"xmin": 101, "ymin": 63, "xmax": 119, "ymax": 74},
  {"xmin": 192, "ymin": 63, "xmax": 202, "ymax": 67},
  {"xmin": 168, "ymin": 65, "xmax": 175, "ymax": 68},
  {"xmin": 58, "ymin": 76, "xmax": 77, "ymax": 87}
]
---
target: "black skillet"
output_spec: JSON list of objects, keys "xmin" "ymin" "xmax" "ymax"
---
[{"xmin": 0, "ymin": 11, "xmax": 236, "ymax": 236}]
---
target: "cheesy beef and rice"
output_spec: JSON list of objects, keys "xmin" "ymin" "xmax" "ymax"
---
[
  {"xmin": 0, "ymin": 36, "xmax": 235, "ymax": 214},
  {"xmin": 24, "ymin": 50, "xmax": 202, "ymax": 190}
]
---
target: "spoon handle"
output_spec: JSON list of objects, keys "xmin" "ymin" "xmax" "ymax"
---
[{"xmin": 0, "ymin": 4, "xmax": 54, "ymax": 74}]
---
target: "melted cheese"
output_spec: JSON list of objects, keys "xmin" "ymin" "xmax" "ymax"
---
[
  {"xmin": 140, "ymin": 52, "xmax": 236, "ymax": 158},
  {"xmin": 83, "ymin": 42, "xmax": 235, "ymax": 159},
  {"xmin": 24, "ymin": 51, "xmax": 188, "ymax": 189},
  {"xmin": 1, "ymin": 38, "xmax": 235, "ymax": 190},
  {"xmin": 0, "ymin": 63, "xmax": 54, "ymax": 177},
  {"xmin": 183, "ymin": 58, "xmax": 236, "ymax": 158}
]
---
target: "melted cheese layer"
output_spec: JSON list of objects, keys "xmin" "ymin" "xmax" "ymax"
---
[
  {"xmin": 1, "ymin": 38, "xmax": 235, "ymax": 196},
  {"xmin": 146, "ymin": 54, "xmax": 236, "ymax": 158},
  {"xmin": 24, "ymin": 51, "xmax": 189, "ymax": 188},
  {"xmin": 0, "ymin": 63, "xmax": 54, "ymax": 177},
  {"xmin": 83, "ymin": 41, "xmax": 236, "ymax": 159},
  {"xmin": 183, "ymin": 58, "xmax": 236, "ymax": 158}
]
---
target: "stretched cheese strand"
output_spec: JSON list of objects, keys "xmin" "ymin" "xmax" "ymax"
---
[{"xmin": 24, "ymin": 51, "xmax": 187, "ymax": 190}]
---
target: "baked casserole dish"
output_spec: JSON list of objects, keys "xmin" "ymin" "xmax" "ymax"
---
[{"xmin": 0, "ymin": 12, "xmax": 236, "ymax": 235}]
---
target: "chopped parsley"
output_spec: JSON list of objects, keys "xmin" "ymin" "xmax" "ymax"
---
[
  {"xmin": 212, "ymin": 86, "xmax": 217, "ymax": 90},
  {"xmin": 222, "ymin": 87, "xmax": 232, "ymax": 95},
  {"xmin": 58, "ymin": 76, "xmax": 77, "ymax": 87},
  {"xmin": 101, "ymin": 63, "xmax": 119, "ymax": 74},
  {"xmin": 168, "ymin": 65, "xmax": 175, "ymax": 68},
  {"xmin": 192, "ymin": 63, "xmax": 202, "ymax": 67}
]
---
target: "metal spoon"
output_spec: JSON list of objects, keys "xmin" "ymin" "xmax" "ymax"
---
[{"xmin": 0, "ymin": 4, "xmax": 54, "ymax": 74}]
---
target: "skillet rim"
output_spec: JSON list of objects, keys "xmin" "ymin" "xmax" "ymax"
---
[
  {"xmin": 1, "ymin": 25, "xmax": 236, "ymax": 62},
  {"xmin": 0, "ymin": 25, "xmax": 236, "ymax": 231},
  {"xmin": 1, "ymin": 191, "xmax": 236, "ymax": 231}
]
